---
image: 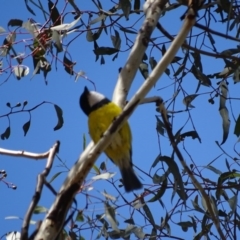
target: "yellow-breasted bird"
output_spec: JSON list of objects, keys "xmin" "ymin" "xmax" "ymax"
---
[{"xmin": 79, "ymin": 87, "xmax": 142, "ymax": 192}]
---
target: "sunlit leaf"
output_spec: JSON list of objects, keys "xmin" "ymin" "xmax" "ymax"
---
[
  {"xmin": 204, "ymin": 165, "xmax": 222, "ymax": 175},
  {"xmin": 216, "ymin": 171, "xmax": 240, "ymax": 199},
  {"xmin": 101, "ymin": 191, "xmax": 116, "ymax": 201},
  {"xmin": 104, "ymin": 202, "xmax": 119, "ymax": 231},
  {"xmin": 0, "ymin": 26, "xmax": 6, "ymax": 33},
  {"xmin": 90, "ymin": 14, "xmax": 106, "ymax": 25},
  {"xmin": 92, "ymin": 172, "xmax": 116, "ymax": 180},
  {"xmin": 34, "ymin": 205, "xmax": 48, "ymax": 214},
  {"xmin": 6, "ymin": 231, "xmax": 21, "ymax": 240},
  {"xmin": 76, "ymin": 211, "xmax": 84, "ymax": 222},
  {"xmin": 228, "ymin": 195, "xmax": 238, "ymax": 212},
  {"xmin": 111, "ymin": 30, "xmax": 121, "ymax": 50},
  {"xmin": 52, "ymin": 30, "xmax": 63, "ymax": 52},
  {"xmin": 233, "ymin": 66, "xmax": 240, "ymax": 83},
  {"xmin": 139, "ymin": 62, "xmax": 149, "ymax": 79},
  {"xmin": 12, "ymin": 65, "xmax": 30, "ymax": 80},
  {"xmin": 49, "ymin": 171, "xmax": 64, "ymax": 183},
  {"xmin": 51, "ymin": 16, "xmax": 81, "ymax": 31}
]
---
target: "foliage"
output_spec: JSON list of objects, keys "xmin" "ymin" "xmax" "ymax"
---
[{"xmin": 1, "ymin": 0, "xmax": 240, "ymax": 240}]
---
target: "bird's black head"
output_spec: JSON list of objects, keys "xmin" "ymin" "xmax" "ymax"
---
[
  {"xmin": 80, "ymin": 87, "xmax": 91, "ymax": 116},
  {"xmin": 79, "ymin": 87, "xmax": 110, "ymax": 116}
]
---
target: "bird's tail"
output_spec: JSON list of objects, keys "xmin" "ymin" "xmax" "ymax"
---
[{"xmin": 120, "ymin": 166, "xmax": 142, "ymax": 192}]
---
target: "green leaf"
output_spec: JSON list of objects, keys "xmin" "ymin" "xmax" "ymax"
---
[
  {"xmin": 191, "ymin": 52, "xmax": 202, "ymax": 72},
  {"xmin": 23, "ymin": 120, "xmax": 31, "ymax": 136},
  {"xmin": 149, "ymin": 57, "xmax": 157, "ymax": 71},
  {"xmin": 216, "ymin": 171, "xmax": 240, "ymax": 199},
  {"xmin": 8, "ymin": 19, "xmax": 23, "ymax": 27},
  {"xmin": 24, "ymin": 0, "xmax": 36, "ymax": 15},
  {"xmin": 178, "ymin": 131, "xmax": 201, "ymax": 144},
  {"xmin": 48, "ymin": 0, "xmax": 61, "ymax": 26},
  {"xmin": 177, "ymin": 221, "xmax": 193, "ymax": 232},
  {"xmin": 191, "ymin": 195, "xmax": 205, "ymax": 213},
  {"xmin": 204, "ymin": 165, "xmax": 222, "ymax": 175},
  {"xmin": 139, "ymin": 62, "xmax": 149, "ymax": 79},
  {"xmin": 134, "ymin": 0, "xmax": 140, "ymax": 12},
  {"xmin": 53, "ymin": 104, "xmax": 64, "ymax": 131},
  {"xmin": 234, "ymin": 114, "xmax": 240, "ymax": 137},
  {"xmin": 143, "ymin": 202, "xmax": 155, "ymax": 226},
  {"xmin": 83, "ymin": 133, "xmax": 86, "ymax": 150},
  {"xmin": 124, "ymin": 218, "xmax": 135, "ymax": 224},
  {"xmin": 119, "ymin": 0, "xmax": 131, "ymax": 20},
  {"xmin": 111, "ymin": 30, "xmax": 121, "ymax": 50},
  {"xmin": 63, "ymin": 54, "xmax": 75, "ymax": 75},
  {"xmin": 96, "ymin": 214, "xmax": 109, "ymax": 228},
  {"xmin": 173, "ymin": 64, "xmax": 184, "ymax": 77},
  {"xmin": 220, "ymin": 48, "xmax": 240, "ymax": 56},
  {"xmin": 93, "ymin": 47, "xmax": 119, "ymax": 55},
  {"xmin": 104, "ymin": 202, "xmax": 118, "ymax": 231},
  {"xmin": 76, "ymin": 211, "xmax": 84, "ymax": 222},
  {"xmin": 228, "ymin": 195, "xmax": 237, "ymax": 212},
  {"xmin": 148, "ymin": 177, "xmax": 167, "ymax": 202},
  {"xmin": 171, "ymin": 56, "xmax": 182, "ymax": 63},
  {"xmin": 92, "ymin": 164, "xmax": 101, "ymax": 174},
  {"xmin": 119, "ymin": 27, "xmax": 137, "ymax": 34},
  {"xmin": 159, "ymin": 156, "xmax": 186, "ymax": 201},
  {"xmin": 183, "ymin": 94, "xmax": 198, "ymax": 108},
  {"xmin": 191, "ymin": 64, "xmax": 211, "ymax": 87},
  {"xmin": 150, "ymin": 228, "xmax": 157, "ymax": 240},
  {"xmin": 219, "ymin": 107, "xmax": 230, "ymax": 145},
  {"xmin": 155, "ymin": 115, "xmax": 165, "ymax": 136},
  {"xmin": 1, "ymin": 126, "xmax": 11, "ymax": 140},
  {"xmin": 49, "ymin": 171, "xmax": 64, "ymax": 183}
]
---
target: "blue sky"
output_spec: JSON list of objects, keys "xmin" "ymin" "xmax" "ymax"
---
[{"xmin": 1, "ymin": 0, "xmax": 240, "ymax": 239}]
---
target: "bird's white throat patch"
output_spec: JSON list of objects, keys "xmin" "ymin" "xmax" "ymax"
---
[{"xmin": 88, "ymin": 91, "xmax": 106, "ymax": 107}]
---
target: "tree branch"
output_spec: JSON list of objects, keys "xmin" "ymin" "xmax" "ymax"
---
[{"xmin": 34, "ymin": 3, "xmax": 196, "ymax": 240}]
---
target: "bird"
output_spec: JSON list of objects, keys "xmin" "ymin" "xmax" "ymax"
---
[{"xmin": 79, "ymin": 86, "xmax": 142, "ymax": 192}]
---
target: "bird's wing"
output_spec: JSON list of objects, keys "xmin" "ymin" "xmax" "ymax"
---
[{"xmin": 109, "ymin": 132, "xmax": 122, "ymax": 149}]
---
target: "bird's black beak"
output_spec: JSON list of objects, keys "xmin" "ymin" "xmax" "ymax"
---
[{"xmin": 83, "ymin": 86, "xmax": 89, "ymax": 95}]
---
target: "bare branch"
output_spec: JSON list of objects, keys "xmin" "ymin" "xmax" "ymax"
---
[
  {"xmin": 21, "ymin": 141, "xmax": 60, "ymax": 240},
  {"xmin": 112, "ymin": 0, "xmax": 168, "ymax": 107}
]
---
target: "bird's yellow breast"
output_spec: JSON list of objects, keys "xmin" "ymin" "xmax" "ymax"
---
[{"xmin": 88, "ymin": 102, "xmax": 132, "ymax": 165}]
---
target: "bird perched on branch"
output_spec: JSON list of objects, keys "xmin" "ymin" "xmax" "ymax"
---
[{"xmin": 79, "ymin": 86, "xmax": 142, "ymax": 192}]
